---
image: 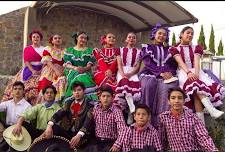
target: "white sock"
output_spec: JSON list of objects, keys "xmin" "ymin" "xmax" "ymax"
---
[{"xmin": 125, "ymin": 95, "xmax": 135, "ymax": 113}]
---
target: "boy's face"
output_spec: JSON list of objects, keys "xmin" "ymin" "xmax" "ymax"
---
[
  {"xmin": 12, "ymin": 85, "xmax": 24, "ymax": 99},
  {"xmin": 99, "ymin": 91, "xmax": 112, "ymax": 108},
  {"xmin": 134, "ymin": 108, "xmax": 150, "ymax": 127},
  {"xmin": 43, "ymin": 88, "xmax": 56, "ymax": 102},
  {"xmin": 72, "ymin": 86, "xmax": 85, "ymax": 100},
  {"xmin": 168, "ymin": 91, "xmax": 184, "ymax": 111}
]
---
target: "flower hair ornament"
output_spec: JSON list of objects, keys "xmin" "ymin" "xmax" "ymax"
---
[
  {"xmin": 71, "ymin": 32, "xmax": 78, "ymax": 39},
  {"xmin": 48, "ymin": 36, "xmax": 54, "ymax": 45},
  {"xmin": 100, "ymin": 35, "xmax": 106, "ymax": 46},
  {"xmin": 150, "ymin": 23, "xmax": 170, "ymax": 43}
]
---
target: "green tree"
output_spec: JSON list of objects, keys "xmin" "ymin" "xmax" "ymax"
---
[
  {"xmin": 209, "ymin": 24, "xmax": 215, "ymax": 55},
  {"xmin": 197, "ymin": 25, "xmax": 207, "ymax": 50},
  {"xmin": 172, "ymin": 32, "xmax": 176, "ymax": 46},
  {"xmin": 216, "ymin": 39, "xmax": 224, "ymax": 56}
]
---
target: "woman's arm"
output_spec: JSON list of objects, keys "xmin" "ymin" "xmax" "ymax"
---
[
  {"xmin": 174, "ymin": 55, "xmax": 190, "ymax": 73},
  {"xmin": 64, "ymin": 62, "xmax": 78, "ymax": 71},
  {"xmin": 46, "ymin": 61, "xmax": 64, "ymax": 76},
  {"xmin": 125, "ymin": 61, "xmax": 141, "ymax": 78},
  {"xmin": 117, "ymin": 56, "xmax": 125, "ymax": 76},
  {"xmin": 24, "ymin": 61, "xmax": 39, "ymax": 74},
  {"xmin": 194, "ymin": 54, "xmax": 200, "ymax": 78},
  {"xmin": 174, "ymin": 55, "xmax": 198, "ymax": 81}
]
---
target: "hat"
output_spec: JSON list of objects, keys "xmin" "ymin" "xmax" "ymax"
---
[
  {"xmin": 3, "ymin": 124, "xmax": 31, "ymax": 151},
  {"xmin": 163, "ymin": 76, "xmax": 178, "ymax": 84},
  {"xmin": 0, "ymin": 122, "xmax": 5, "ymax": 143},
  {"xmin": 28, "ymin": 136, "xmax": 77, "ymax": 152}
]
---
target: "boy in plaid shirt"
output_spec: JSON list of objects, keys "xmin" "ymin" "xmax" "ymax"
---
[
  {"xmin": 89, "ymin": 86, "xmax": 127, "ymax": 152},
  {"xmin": 113, "ymin": 104, "xmax": 162, "ymax": 152},
  {"xmin": 158, "ymin": 87, "xmax": 218, "ymax": 152}
]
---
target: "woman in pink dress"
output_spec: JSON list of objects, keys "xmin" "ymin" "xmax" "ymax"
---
[
  {"xmin": 2, "ymin": 30, "xmax": 45, "ymax": 105},
  {"xmin": 170, "ymin": 26, "xmax": 224, "ymax": 123},
  {"xmin": 38, "ymin": 34, "xmax": 66, "ymax": 103},
  {"xmin": 93, "ymin": 33, "xmax": 119, "ymax": 91},
  {"xmin": 114, "ymin": 32, "xmax": 141, "ymax": 124}
]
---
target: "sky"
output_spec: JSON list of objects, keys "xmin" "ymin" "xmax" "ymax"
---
[
  {"xmin": 170, "ymin": 1, "xmax": 225, "ymax": 52},
  {"xmin": 0, "ymin": 1, "xmax": 225, "ymax": 53}
]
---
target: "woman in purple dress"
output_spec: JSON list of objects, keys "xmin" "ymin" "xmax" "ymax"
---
[{"xmin": 139, "ymin": 23, "xmax": 178, "ymax": 128}]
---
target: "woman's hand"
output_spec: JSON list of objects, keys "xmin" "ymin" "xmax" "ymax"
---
[
  {"xmin": 77, "ymin": 67, "xmax": 85, "ymax": 74},
  {"xmin": 55, "ymin": 69, "xmax": 64, "ymax": 77},
  {"xmin": 124, "ymin": 73, "xmax": 132, "ymax": 79},
  {"xmin": 32, "ymin": 69, "xmax": 41, "ymax": 75},
  {"xmin": 160, "ymin": 72, "xmax": 173, "ymax": 80},
  {"xmin": 105, "ymin": 69, "xmax": 112, "ymax": 77},
  {"xmin": 187, "ymin": 71, "xmax": 198, "ymax": 81}
]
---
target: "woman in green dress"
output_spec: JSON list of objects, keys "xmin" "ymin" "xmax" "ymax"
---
[{"xmin": 63, "ymin": 32, "xmax": 98, "ymax": 101}]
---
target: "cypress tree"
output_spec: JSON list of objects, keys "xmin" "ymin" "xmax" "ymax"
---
[
  {"xmin": 197, "ymin": 25, "xmax": 207, "ymax": 50},
  {"xmin": 217, "ymin": 39, "xmax": 224, "ymax": 56},
  {"xmin": 172, "ymin": 32, "xmax": 176, "ymax": 46},
  {"xmin": 209, "ymin": 24, "xmax": 215, "ymax": 55}
]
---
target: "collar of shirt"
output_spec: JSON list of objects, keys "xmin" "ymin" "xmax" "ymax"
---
[
  {"xmin": 98, "ymin": 103, "xmax": 114, "ymax": 112},
  {"xmin": 74, "ymin": 99, "xmax": 84, "ymax": 105},
  {"xmin": 169, "ymin": 106, "xmax": 192, "ymax": 120},
  {"xmin": 43, "ymin": 101, "xmax": 55, "ymax": 108},
  {"xmin": 171, "ymin": 109, "xmax": 183, "ymax": 120},
  {"xmin": 12, "ymin": 98, "xmax": 26, "ymax": 105},
  {"xmin": 130, "ymin": 122, "xmax": 151, "ymax": 132}
]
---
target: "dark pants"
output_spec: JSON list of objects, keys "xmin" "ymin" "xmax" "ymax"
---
[
  {"xmin": 86, "ymin": 137, "xmax": 115, "ymax": 152},
  {"xmin": 22, "ymin": 121, "xmax": 44, "ymax": 140},
  {"xmin": 52, "ymin": 124, "xmax": 91, "ymax": 150}
]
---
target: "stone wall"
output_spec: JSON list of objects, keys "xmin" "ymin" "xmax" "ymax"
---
[
  {"xmin": 0, "ymin": 7, "xmax": 26, "ymax": 75},
  {"xmin": 36, "ymin": 6, "xmax": 139, "ymax": 48},
  {"xmin": 0, "ymin": 6, "xmax": 150, "ymax": 100}
]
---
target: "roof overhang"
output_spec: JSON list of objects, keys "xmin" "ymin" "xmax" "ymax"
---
[{"xmin": 31, "ymin": 1, "xmax": 198, "ymax": 32}]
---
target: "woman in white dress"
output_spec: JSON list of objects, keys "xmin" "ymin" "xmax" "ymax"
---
[
  {"xmin": 114, "ymin": 32, "xmax": 141, "ymax": 124},
  {"xmin": 170, "ymin": 26, "xmax": 225, "ymax": 124}
]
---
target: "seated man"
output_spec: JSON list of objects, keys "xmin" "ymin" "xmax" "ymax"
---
[
  {"xmin": 0, "ymin": 81, "xmax": 32, "ymax": 151},
  {"xmin": 158, "ymin": 87, "xmax": 218, "ymax": 152},
  {"xmin": 12, "ymin": 85, "xmax": 61, "ymax": 140},
  {"xmin": 113, "ymin": 104, "xmax": 162, "ymax": 152},
  {"xmin": 0, "ymin": 81, "xmax": 32, "ymax": 127},
  {"xmin": 42, "ymin": 81, "xmax": 94, "ymax": 150},
  {"xmin": 89, "ymin": 86, "xmax": 127, "ymax": 152}
]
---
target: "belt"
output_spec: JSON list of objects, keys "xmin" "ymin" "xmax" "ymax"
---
[{"xmin": 96, "ymin": 137, "xmax": 115, "ymax": 143}]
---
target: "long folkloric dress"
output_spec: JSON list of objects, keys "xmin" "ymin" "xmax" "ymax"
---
[
  {"xmin": 2, "ymin": 45, "xmax": 44, "ymax": 105},
  {"xmin": 38, "ymin": 46, "xmax": 66, "ymax": 102},
  {"xmin": 63, "ymin": 47, "xmax": 98, "ymax": 101},
  {"xmin": 93, "ymin": 47, "xmax": 118, "ymax": 91},
  {"xmin": 139, "ymin": 44, "xmax": 178, "ymax": 127},
  {"xmin": 170, "ymin": 44, "xmax": 225, "ymax": 109},
  {"xmin": 114, "ymin": 47, "xmax": 141, "ymax": 110}
]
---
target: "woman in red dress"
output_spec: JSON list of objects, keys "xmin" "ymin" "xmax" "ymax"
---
[{"xmin": 93, "ymin": 33, "xmax": 119, "ymax": 91}]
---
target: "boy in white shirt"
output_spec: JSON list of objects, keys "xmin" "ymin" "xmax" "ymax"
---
[{"xmin": 0, "ymin": 81, "xmax": 31, "ymax": 151}]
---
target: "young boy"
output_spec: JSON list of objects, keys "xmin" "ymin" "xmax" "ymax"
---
[
  {"xmin": 113, "ymin": 104, "xmax": 162, "ymax": 152},
  {"xmin": 43, "ymin": 81, "xmax": 94, "ymax": 150},
  {"xmin": 90, "ymin": 86, "xmax": 127, "ymax": 152},
  {"xmin": 158, "ymin": 87, "xmax": 218, "ymax": 152}
]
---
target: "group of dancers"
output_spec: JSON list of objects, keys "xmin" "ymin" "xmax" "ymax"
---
[{"xmin": 0, "ymin": 22, "xmax": 225, "ymax": 151}]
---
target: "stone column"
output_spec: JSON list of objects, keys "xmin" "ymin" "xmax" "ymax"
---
[{"xmin": 23, "ymin": 6, "xmax": 39, "ymax": 66}]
